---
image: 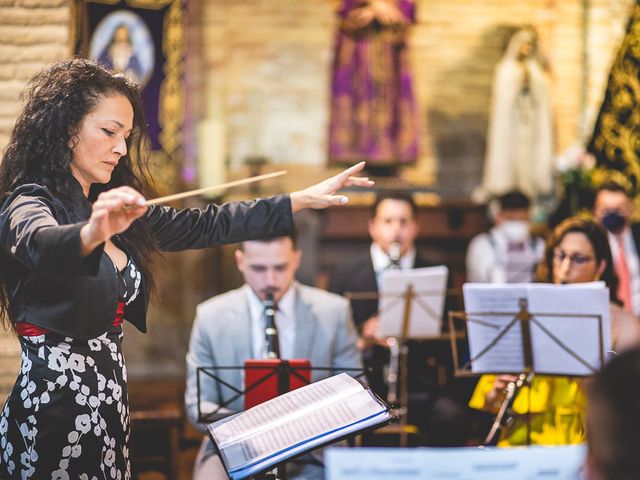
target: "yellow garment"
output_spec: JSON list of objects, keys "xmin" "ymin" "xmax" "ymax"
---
[{"xmin": 469, "ymin": 375, "xmax": 586, "ymax": 446}]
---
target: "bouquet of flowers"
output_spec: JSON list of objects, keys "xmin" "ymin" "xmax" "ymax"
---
[{"xmin": 555, "ymin": 144, "xmax": 596, "ymax": 214}]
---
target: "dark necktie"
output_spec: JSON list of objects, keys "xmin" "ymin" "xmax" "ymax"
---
[{"xmin": 263, "ymin": 293, "xmax": 280, "ymax": 359}]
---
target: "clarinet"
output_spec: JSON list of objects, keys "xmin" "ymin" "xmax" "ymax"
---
[
  {"xmin": 484, "ymin": 371, "xmax": 535, "ymax": 446},
  {"xmin": 264, "ymin": 292, "xmax": 280, "ymax": 359},
  {"xmin": 388, "ymin": 241, "xmax": 401, "ymax": 267},
  {"xmin": 386, "ymin": 241, "xmax": 402, "ymax": 405}
]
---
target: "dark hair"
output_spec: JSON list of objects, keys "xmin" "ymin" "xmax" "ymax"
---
[
  {"xmin": 533, "ymin": 216, "xmax": 619, "ymax": 303},
  {"xmin": 371, "ymin": 191, "xmax": 417, "ymax": 219},
  {"xmin": 240, "ymin": 228, "xmax": 298, "ymax": 251},
  {"xmin": 0, "ymin": 58, "xmax": 158, "ymax": 328},
  {"xmin": 596, "ymin": 181, "xmax": 633, "ymax": 199},
  {"xmin": 587, "ymin": 345, "xmax": 640, "ymax": 479},
  {"xmin": 498, "ymin": 190, "xmax": 530, "ymax": 211}
]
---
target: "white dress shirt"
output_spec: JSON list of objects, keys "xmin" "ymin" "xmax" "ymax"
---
[
  {"xmin": 370, "ymin": 243, "xmax": 416, "ymax": 287},
  {"xmin": 245, "ymin": 284, "xmax": 296, "ymax": 359}
]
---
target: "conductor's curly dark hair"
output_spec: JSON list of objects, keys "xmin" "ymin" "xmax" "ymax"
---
[{"xmin": 0, "ymin": 58, "xmax": 159, "ymax": 328}]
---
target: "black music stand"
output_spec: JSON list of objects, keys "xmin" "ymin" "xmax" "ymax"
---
[
  {"xmin": 347, "ymin": 280, "xmax": 457, "ymax": 447},
  {"xmin": 448, "ymin": 297, "xmax": 605, "ymax": 446},
  {"xmin": 196, "ymin": 364, "xmax": 368, "ymax": 479}
]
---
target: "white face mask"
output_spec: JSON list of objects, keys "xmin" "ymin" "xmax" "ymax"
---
[{"xmin": 500, "ymin": 220, "xmax": 530, "ymax": 243}]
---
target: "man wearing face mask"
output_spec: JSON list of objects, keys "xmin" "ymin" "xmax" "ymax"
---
[
  {"xmin": 185, "ymin": 233, "xmax": 360, "ymax": 479},
  {"xmin": 594, "ymin": 182, "xmax": 640, "ymax": 316},
  {"xmin": 466, "ymin": 190, "xmax": 544, "ymax": 283}
]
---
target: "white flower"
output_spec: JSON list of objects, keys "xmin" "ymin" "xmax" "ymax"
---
[
  {"xmin": 20, "ymin": 355, "xmax": 32, "ymax": 374},
  {"xmin": 75, "ymin": 414, "xmax": 91, "ymax": 434},
  {"xmin": 104, "ymin": 448, "xmax": 116, "ymax": 467},
  {"xmin": 71, "ymin": 445, "xmax": 81, "ymax": 458},
  {"xmin": 47, "ymin": 350, "xmax": 68, "ymax": 372},
  {"xmin": 88, "ymin": 339, "xmax": 102, "ymax": 351},
  {"xmin": 52, "ymin": 469, "xmax": 70, "ymax": 480},
  {"xmin": 67, "ymin": 353, "xmax": 86, "ymax": 373},
  {"xmin": 75, "ymin": 393, "xmax": 87, "ymax": 406}
]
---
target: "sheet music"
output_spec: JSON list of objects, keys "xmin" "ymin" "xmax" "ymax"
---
[
  {"xmin": 326, "ymin": 445, "xmax": 586, "ymax": 480},
  {"xmin": 207, "ymin": 373, "xmax": 390, "ymax": 478},
  {"xmin": 210, "ymin": 373, "xmax": 362, "ymax": 448},
  {"xmin": 527, "ymin": 283, "xmax": 610, "ymax": 375},
  {"xmin": 221, "ymin": 389, "xmax": 384, "ymax": 470},
  {"xmin": 378, "ymin": 265, "xmax": 448, "ymax": 338},
  {"xmin": 463, "ymin": 284, "xmax": 528, "ymax": 373},
  {"xmin": 463, "ymin": 282, "xmax": 610, "ymax": 375}
]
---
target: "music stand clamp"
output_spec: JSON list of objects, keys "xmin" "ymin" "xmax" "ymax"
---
[{"xmin": 448, "ymin": 297, "xmax": 604, "ymax": 446}]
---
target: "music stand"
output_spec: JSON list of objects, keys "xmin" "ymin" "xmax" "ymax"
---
[
  {"xmin": 346, "ymin": 267, "xmax": 455, "ymax": 447},
  {"xmin": 196, "ymin": 364, "xmax": 368, "ymax": 479},
  {"xmin": 448, "ymin": 297, "xmax": 605, "ymax": 446}
]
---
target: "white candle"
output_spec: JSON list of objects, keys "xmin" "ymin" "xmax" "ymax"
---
[{"xmin": 197, "ymin": 117, "xmax": 227, "ymax": 197}]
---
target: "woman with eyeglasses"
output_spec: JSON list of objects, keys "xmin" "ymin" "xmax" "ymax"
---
[{"xmin": 469, "ymin": 216, "xmax": 640, "ymax": 446}]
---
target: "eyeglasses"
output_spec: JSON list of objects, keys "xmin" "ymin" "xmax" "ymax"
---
[{"xmin": 552, "ymin": 249, "xmax": 594, "ymax": 266}]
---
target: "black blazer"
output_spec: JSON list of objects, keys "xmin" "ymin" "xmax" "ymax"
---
[
  {"xmin": 328, "ymin": 250, "xmax": 431, "ymax": 329},
  {"xmin": 0, "ymin": 181, "xmax": 293, "ymax": 339}
]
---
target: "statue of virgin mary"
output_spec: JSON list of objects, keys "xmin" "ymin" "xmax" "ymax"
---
[{"xmin": 475, "ymin": 28, "xmax": 554, "ymax": 202}]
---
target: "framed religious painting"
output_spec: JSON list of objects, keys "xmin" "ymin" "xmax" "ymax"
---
[{"xmin": 72, "ymin": 0, "xmax": 187, "ymax": 195}]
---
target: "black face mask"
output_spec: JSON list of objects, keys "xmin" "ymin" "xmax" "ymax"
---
[{"xmin": 601, "ymin": 211, "xmax": 626, "ymax": 234}]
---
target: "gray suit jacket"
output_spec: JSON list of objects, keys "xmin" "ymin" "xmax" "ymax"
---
[{"xmin": 185, "ymin": 282, "xmax": 361, "ymax": 438}]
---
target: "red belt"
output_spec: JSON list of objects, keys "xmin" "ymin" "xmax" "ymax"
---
[{"xmin": 16, "ymin": 301, "xmax": 126, "ymax": 336}]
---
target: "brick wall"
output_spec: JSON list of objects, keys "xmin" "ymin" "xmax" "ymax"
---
[
  {"xmin": 0, "ymin": 0, "xmax": 71, "ymax": 402},
  {"xmin": 0, "ymin": 0, "xmax": 634, "ymax": 384},
  {"xmin": 196, "ymin": 0, "xmax": 634, "ymax": 197}
]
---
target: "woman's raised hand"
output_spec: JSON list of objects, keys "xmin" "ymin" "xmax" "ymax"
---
[
  {"xmin": 290, "ymin": 162, "xmax": 374, "ymax": 212},
  {"xmin": 80, "ymin": 186, "xmax": 147, "ymax": 255}
]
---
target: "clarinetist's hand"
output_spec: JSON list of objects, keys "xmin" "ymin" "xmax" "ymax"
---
[
  {"xmin": 290, "ymin": 162, "xmax": 374, "ymax": 212},
  {"xmin": 80, "ymin": 187, "xmax": 148, "ymax": 256},
  {"xmin": 485, "ymin": 374, "xmax": 519, "ymax": 412}
]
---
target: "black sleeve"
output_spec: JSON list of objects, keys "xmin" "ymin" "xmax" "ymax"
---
[
  {"xmin": 145, "ymin": 194, "xmax": 294, "ymax": 251},
  {"xmin": 0, "ymin": 194, "xmax": 103, "ymax": 276}
]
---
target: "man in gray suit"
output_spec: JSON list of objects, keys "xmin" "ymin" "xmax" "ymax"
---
[{"xmin": 185, "ymin": 233, "xmax": 361, "ymax": 479}]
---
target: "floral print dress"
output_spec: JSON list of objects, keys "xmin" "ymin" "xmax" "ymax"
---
[{"xmin": 0, "ymin": 259, "xmax": 141, "ymax": 480}]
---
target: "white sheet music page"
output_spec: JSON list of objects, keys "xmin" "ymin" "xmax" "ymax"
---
[
  {"xmin": 463, "ymin": 282, "xmax": 610, "ymax": 375},
  {"xmin": 463, "ymin": 283, "xmax": 528, "ymax": 373},
  {"xmin": 527, "ymin": 282, "xmax": 610, "ymax": 375},
  {"xmin": 378, "ymin": 265, "xmax": 448, "ymax": 338},
  {"xmin": 207, "ymin": 373, "xmax": 390, "ymax": 477},
  {"xmin": 325, "ymin": 445, "xmax": 586, "ymax": 480}
]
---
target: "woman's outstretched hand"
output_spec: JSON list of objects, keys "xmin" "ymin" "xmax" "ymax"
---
[
  {"xmin": 290, "ymin": 162, "xmax": 374, "ymax": 212},
  {"xmin": 79, "ymin": 187, "xmax": 148, "ymax": 256}
]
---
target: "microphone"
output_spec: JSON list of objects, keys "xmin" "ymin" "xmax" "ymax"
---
[{"xmin": 263, "ymin": 291, "xmax": 280, "ymax": 359}]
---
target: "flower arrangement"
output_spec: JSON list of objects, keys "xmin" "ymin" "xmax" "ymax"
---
[{"xmin": 555, "ymin": 144, "xmax": 596, "ymax": 215}]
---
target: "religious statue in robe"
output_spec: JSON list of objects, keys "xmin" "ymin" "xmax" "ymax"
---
[
  {"xmin": 328, "ymin": 0, "xmax": 419, "ymax": 169},
  {"xmin": 475, "ymin": 27, "xmax": 554, "ymax": 202}
]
